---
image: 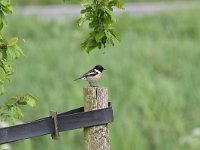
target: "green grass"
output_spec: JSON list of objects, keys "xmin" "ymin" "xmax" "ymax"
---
[{"xmin": 2, "ymin": 6, "xmax": 200, "ymax": 150}]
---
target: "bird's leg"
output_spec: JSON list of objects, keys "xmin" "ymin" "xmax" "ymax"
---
[
  {"xmin": 88, "ymin": 82, "xmax": 97, "ymax": 87},
  {"xmin": 89, "ymin": 82, "xmax": 93, "ymax": 87}
]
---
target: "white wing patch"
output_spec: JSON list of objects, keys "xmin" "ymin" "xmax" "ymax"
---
[
  {"xmin": 87, "ymin": 72, "xmax": 97, "ymax": 75},
  {"xmin": 94, "ymin": 69, "xmax": 101, "ymax": 73},
  {"xmin": 81, "ymin": 77, "xmax": 87, "ymax": 80}
]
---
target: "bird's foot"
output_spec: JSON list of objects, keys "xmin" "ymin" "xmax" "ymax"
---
[
  {"xmin": 88, "ymin": 85, "xmax": 98, "ymax": 87},
  {"xmin": 88, "ymin": 82, "xmax": 98, "ymax": 87}
]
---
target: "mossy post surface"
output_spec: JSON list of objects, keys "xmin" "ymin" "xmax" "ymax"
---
[{"xmin": 84, "ymin": 87, "xmax": 110, "ymax": 150}]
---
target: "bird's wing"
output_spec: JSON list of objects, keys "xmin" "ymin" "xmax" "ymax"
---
[
  {"xmin": 86, "ymin": 71, "xmax": 98, "ymax": 76},
  {"xmin": 82, "ymin": 69, "xmax": 98, "ymax": 77},
  {"xmin": 74, "ymin": 69, "xmax": 97, "ymax": 81}
]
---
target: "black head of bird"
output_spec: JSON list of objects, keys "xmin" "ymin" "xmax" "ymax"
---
[{"xmin": 94, "ymin": 65, "xmax": 105, "ymax": 73}]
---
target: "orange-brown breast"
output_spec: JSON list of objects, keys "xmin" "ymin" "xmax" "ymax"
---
[{"xmin": 87, "ymin": 73, "xmax": 102, "ymax": 82}]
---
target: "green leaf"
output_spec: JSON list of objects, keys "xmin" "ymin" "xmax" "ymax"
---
[
  {"xmin": 115, "ymin": 0, "xmax": 125, "ymax": 9},
  {"xmin": 109, "ymin": 28, "xmax": 121, "ymax": 41},
  {"xmin": 1, "ymin": 0, "xmax": 11, "ymax": 6},
  {"xmin": 81, "ymin": 41, "xmax": 87, "ymax": 50},
  {"xmin": 77, "ymin": 16, "xmax": 87, "ymax": 27},
  {"xmin": 17, "ymin": 101, "xmax": 27, "ymax": 105},
  {"xmin": 25, "ymin": 94, "xmax": 37, "ymax": 107},
  {"xmin": 1, "ymin": 59, "xmax": 13, "ymax": 75},
  {"xmin": 1, "ymin": 5, "xmax": 13, "ymax": 14},
  {"xmin": 7, "ymin": 45, "xmax": 24, "ymax": 59},
  {"xmin": 80, "ymin": 6, "xmax": 92, "ymax": 14},
  {"xmin": 0, "ymin": 11, "xmax": 7, "ymax": 30},
  {"xmin": 0, "ymin": 0, "xmax": 13, "ymax": 14},
  {"xmin": 7, "ymin": 37, "xmax": 18, "ymax": 46},
  {"xmin": 80, "ymin": 0, "xmax": 93, "ymax": 7},
  {"xmin": 9, "ymin": 96, "xmax": 18, "ymax": 100},
  {"xmin": 87, "ymin": 38, "xmax": 97, "ymax": 47},
  {"xmin": 6, "ymin": 116, "xmax": 14, "ymax": 125},
  {"xmin": 0, "ymin": 67, "xmax": 6, "ymax": 84},
  {"xmin": 2, "ymin": 49, "xmax": 8, "ymax": 59},
  {"xmin": 89, "ymin": 20, "xmax": 97, "ymax": 28},
  {"xmin": 95, "ymin": 32, "xmax": 105, "ymax": 42},
  {"xmin": 0, "ymin": 85, "xmax": 6, "ymax": 95},
  {"xmin": 11, "ymin": 106, "xmax": 24, "ymax": 119},
  {"xmin": 86, "ymin": 45, "xmax": 97, "ymax": 53},
  {"xmin": 81, "ymin": 38, "xmax": 98, "ymax": 53},
  {"xmin": 105, "ymin": 8, "xmax": 116, "ymax": 22}
]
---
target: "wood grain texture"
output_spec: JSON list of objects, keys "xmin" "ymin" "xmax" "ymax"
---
[{"xmin": 84, "ymin": 87, "xmax": 110, "ymax": 150}]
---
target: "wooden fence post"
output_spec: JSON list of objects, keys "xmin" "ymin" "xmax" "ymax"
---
[{"xmin": 84, "ymin": 87, "xmax": 110, "ymax": 150}]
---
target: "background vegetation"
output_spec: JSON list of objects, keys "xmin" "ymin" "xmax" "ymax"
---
[
  {"xmin": 1, "ymin": 3, "xmax": 200, "ymax": 150},
  {"xmin": 13, "ymin": 0, "xmax": 198, "ymax": 5}
]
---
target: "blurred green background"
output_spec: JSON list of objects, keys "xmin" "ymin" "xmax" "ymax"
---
[
  {"xmin": 13, "ymin": 0, "xmax": 199, "ymax": 5},
  {"xmin": 1, "ymin": 0, "xmax": 200, "ymax": 150}
]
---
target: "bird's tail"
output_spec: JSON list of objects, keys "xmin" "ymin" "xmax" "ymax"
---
[{"xmin": 74, "ymin": 77, "xmax": 81, "ymax": 81}]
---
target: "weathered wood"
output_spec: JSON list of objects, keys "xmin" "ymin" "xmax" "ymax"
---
[{"xmin": 84, "ymin": 87, "xmax": 110, "ymax": 150}]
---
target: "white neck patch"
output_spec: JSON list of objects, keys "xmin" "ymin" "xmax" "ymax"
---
[{"xmin": 94, "ymin": 69, "xmax": 101, "ymax": 73}]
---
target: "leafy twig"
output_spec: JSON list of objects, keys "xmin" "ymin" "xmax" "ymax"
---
[
  {"xmin": 0, "ymin": 0, "xmax": 37, "ymax": 125},
  {"xmin": 78, "ymin": 0, "xmax": 124, "ymax": 53}
]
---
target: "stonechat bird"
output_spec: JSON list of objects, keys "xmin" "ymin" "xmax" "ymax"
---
[{"xmin": 74, "ymin": 65, "xmax": 105, "ymax": 86}]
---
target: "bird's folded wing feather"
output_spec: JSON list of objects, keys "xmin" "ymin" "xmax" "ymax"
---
[
  {"xmin": 74, "ymin": 69, "xmax": 98, "ymax": 81},
  {"xmin": 83, "ymin": 70, "xmax": 98, "ymax": 77}
]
